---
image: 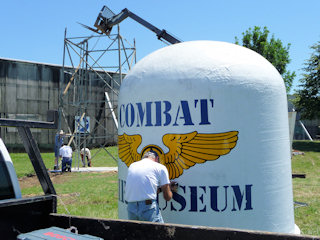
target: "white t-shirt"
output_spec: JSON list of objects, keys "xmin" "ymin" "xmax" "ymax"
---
[
  {"xmin": 59, "ymin": 145, "xmax": 72, "ymax": 158},
  {"xmin": 125, "ymin": 158, "xmax": 170, "ymax": 202},
  {"xmin": 80, "ymin": 148, "xmax": 91, "ymax": 159}
]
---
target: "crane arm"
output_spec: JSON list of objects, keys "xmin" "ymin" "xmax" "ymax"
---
[{"xmin": 94, "ymin": 7, "xmax": 181, "ymax": 45}]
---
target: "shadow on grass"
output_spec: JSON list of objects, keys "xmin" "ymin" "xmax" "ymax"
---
[{"xmin": 293, "ymin": 141, "xmax": 320, "ymax": 152}]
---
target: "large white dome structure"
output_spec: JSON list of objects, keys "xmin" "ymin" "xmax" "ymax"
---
[{"xmin": 117, "ymin": 41, "xmax": 296, "ymax": 233}]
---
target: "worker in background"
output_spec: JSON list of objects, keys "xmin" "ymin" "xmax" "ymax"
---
[
  {"xmin": 80, "ymin": 147, "xmax": 92, "ymax": 167},
  {"xmin": 125, "ymin": 151, "xmax": 178, "ymax": 223},
  {"xmin": 54, "ymin": 130, "xmax": 64, "ymax": 170},
  {"xmin": 59, "ymin": 144, "xmax": 73, "ymax": 172}
]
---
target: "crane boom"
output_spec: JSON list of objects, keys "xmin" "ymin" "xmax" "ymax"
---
[{"xmin": 94, "ymin": 6, "xmax": 181, "ymax": 45}]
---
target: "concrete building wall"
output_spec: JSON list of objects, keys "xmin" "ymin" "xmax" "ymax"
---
[{"xmin": 0, "ymin": 58, "xmax": 119, "ymax": 151}]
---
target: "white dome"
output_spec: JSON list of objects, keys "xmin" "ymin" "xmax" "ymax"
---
[{"xmin": 118, "ymin": 41, "xmax": 295, "ymax": 233}]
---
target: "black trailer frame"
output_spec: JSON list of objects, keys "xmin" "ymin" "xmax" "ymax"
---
[{"xmin": 0, "ymin": 110, "xmax": 58, "ymax": 196}]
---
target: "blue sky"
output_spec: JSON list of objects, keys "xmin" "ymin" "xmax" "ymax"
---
[{"xmin": 1, "ymin": 0, "xmax": 319, "ymax": 93}]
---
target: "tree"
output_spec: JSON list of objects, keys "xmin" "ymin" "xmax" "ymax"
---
[
  {"xmin": 235, "ymin": 26, "xmax": 295, "ymax": 92},
  {"xmin": 295, "ymin": 41, "xmax": 320, "ymax": 119}
]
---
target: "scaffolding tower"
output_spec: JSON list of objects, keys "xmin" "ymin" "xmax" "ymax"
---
[{"xmin": 59, "ymin": 26, "xmax": 136, "ymax": 168}]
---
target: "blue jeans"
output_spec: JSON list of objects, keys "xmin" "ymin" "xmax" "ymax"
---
[
  {"xmin": 61, "ymin": 157, "xmax": 72, "ymax": 172},
  {"xmin": 127, "ymin": 200, "xmax": 163, "ymax": 223}
]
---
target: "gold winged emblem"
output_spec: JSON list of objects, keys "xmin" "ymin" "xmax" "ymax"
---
[{"xmin": 118, "ymin": 131, "xmax": 239, "ymax": 179}]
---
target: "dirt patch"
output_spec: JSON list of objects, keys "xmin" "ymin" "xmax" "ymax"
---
[
  {"xmin": 19, "ymin": 172, "xmax": 70, "ymax": 189},
  {"xmin": 19, "ymin": 175, "xmax": 40, "ymax": 189},
  {"xmin": 18, "ymin": 173, "xmax": 82, "ymax": 205},
  {"xmin": 19, "ymin": 171, "xmax": 116, "ymax": 189},
  {"xmin": 50, "ymin": 172, "xmax": 74, "ymax": 184}
]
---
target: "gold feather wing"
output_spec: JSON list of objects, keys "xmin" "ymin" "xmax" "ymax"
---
[
  {"xmin": 118, "ymin": 133, "xmax": 142, "ymax": 167},
  {"xmin": 162, "ymin": 131, "xmax": 239, "ymax": 179}
]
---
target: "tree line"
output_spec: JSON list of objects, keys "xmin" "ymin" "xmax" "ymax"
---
[{"xmin": 235, "ymin": 26, "xmax": 319, "ymax": 120}]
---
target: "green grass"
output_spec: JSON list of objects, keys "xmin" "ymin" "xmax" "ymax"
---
[
  {"xmin": 11, "ymin": 146, "xmax": 118, "ymax": 178},
  {"xmin": 20, "ymin": 171, "xmax": 118, "ymax": 219},
  {"xmin": 13, "ymin": 146, "xmax": 119, "ymax": 219},
  {"xmin": 292, "ymin": 141, "xmax": 320, "ymax": 236},
  {"xmin": 55, "ymin": 172, "xmax": 118, "ymax": 219},
  {"xmin": 10, "ymin": 142, "xmax": 320, "ymax": 236},
  {"xmin": 70, "ymin": 147, "xmax": 118, "ymax": 168}
]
